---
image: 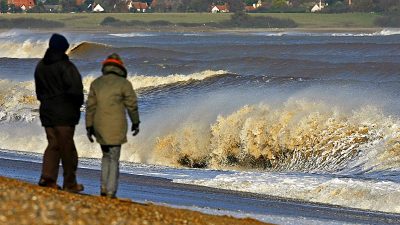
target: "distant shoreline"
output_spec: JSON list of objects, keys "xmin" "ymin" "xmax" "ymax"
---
[
  {"xmin": 0, "ymin": 26, "xmax": 383, "ymax": 34},
  {"xmin": 0, "ymin": 12, "xmax": 384, "ymax": 32}
]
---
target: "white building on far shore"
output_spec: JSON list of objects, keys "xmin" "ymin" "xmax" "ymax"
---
[
  {"xmin": 311, "ymin": 0, "xmax": 325, "ymax": 12},
  {"xmin": 93, "ymin": 3, "xmax": 104, "ymax": 12}
]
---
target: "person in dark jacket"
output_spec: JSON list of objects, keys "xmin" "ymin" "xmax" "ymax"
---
[
  {"xmin": 86, "ymin": 53, "xmax": 140, "ymax": 198},
  {"xmin": 34, "ymin": 33, "xmax": 84, "ymax": 193}
]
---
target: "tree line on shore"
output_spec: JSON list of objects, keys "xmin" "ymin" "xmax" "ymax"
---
[
  {"xmin": 0, "ymin": 11, "xmax": 298, "ymax": 28},
  {"xmin": 99, "ymin": 11, "xmax": 298, "ymax": 28}
]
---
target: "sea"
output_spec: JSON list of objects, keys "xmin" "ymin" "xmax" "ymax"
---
[{"xmin": 1, "ymin": 28, "xmax": 400, "ymax": 218}]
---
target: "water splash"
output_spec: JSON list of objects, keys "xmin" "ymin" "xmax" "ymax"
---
[
  {"xmin": 152, "ymin": 100, "xmax": 400, "ymax": 174},
  {"xmin": 0, "ymin": 80, "xmax": 36, "ymax": 122}
]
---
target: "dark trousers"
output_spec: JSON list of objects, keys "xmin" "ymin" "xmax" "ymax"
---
[{"xmin": 40, "ymin": 126, "xmax": 78, "ymax": 188}]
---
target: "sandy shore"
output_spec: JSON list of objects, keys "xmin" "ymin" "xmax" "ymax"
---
[{"xmin": 0, "ymin": 176, "xmax": 271, "ymax": 225}]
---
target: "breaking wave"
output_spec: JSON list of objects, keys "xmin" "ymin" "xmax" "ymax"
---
[
  {"xmin": 151, "ymin": 100, "xmax": 400, "ymax": 174},
  {"xmin": 332, "ymin": 28, "xmax": 400, "ymax": 37},
  {"xmin": 249, "ymin": 29, "xmax": 400, "ymax": 37},
  {"xmin": 109, "ymin": 33, "xmax": 158, "ymax": 37},
  {"xmin": 67, "ymin": 41, "xmax": 111, "ymax": 57},
  {"xmin": 0, "ymin": 70, "xmax": 228, "ymax": 121},
  {"xmin": 0, "ymin": 40, "xmax": 121, "ymax": 59},
  {"xmin": 0, "ymin": 39, "xmax": 185, "ymax": 59},
  {"xmin": 0, "ymin": 93, "xmax": 399, "ymax": 177},
  {"xmin": 67, "ymin": 41, "xmax": 188, "ymax": 59},
  {"xmin": 0, "ymin": 39, "xmax": 48, "ymax": 59},
  {"xmin": 0, "ymin": 39, "xmax": 109, "ymax": 59}
]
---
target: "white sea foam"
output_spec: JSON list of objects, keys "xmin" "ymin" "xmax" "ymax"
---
[
  {"xmin": 0, "ymin": 30, "xmax": 20, "ymax": 38},
  {"xmin": 332, "ymin": 28, "xmax": 400, "ymax": 37},
  {"xmin": 182, "ymin": 33, "xmax": 212, "ymax": 37},
  {"xmin": 109, "ymin": 33, "xmax": 158, "ymax": 38},
  {"xmin": 249, "ymin": 32, "xmax": 292, "ymax": 37},
  {"xmin": 170, "ymin": 203, "xmax": 351, "ymax": 225},
  {"xmin": 174, "ymin": 171, "xmax": 400, "ymax": 214},
  {"xmin": 250, "ymin": 29, "xmax": 400, "ymax": 37},
  {"xmin": 0, "ymin": 29, "xmax": 39, "ymax": 38},
  {"xmin": 377, "ymin": 28, "xmax": 400, "ymax": 36}
]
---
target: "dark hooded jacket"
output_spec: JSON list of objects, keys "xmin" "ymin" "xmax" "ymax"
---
[{"xmin": 34, "ymin": 48, "xmax": 84, "ymax": 127}]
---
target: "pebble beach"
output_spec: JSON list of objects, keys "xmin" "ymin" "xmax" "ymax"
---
[{"xmin": 0, "ymin": 176, "xmax": 270, "ymax": 225}]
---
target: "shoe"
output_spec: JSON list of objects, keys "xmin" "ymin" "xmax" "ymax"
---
[
  {"xmin": 106, "ymin": 192, "xmax": 116, "ymax": 199},
  {"xmin": 63, "ymin": 184, "xmax": 84, "ymax": 193},
  {"xmin": 38, "ymin": 178, "xmax": 61, "ymax": 190}
]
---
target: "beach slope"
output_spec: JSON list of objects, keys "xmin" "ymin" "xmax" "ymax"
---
[{"xmin": 0, "ymin": 176, "xmax": 269, "ymax": 225}]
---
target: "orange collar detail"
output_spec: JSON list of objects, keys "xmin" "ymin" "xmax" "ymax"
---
[{"xmin": 102, "ymin": 58, "xmax": 124, "ymax": 66}]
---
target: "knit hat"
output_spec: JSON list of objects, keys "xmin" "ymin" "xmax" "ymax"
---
[
  {"xmin": 102, "ymin": 53, "xmax": 127, "ymax": 77},
  {"xmin": 49, "ymin": 33, "xmax": 70, "ymax": 52}
]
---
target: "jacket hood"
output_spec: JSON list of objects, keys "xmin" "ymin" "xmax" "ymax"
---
[
  {"xmin": 49, "ymin": 33, "xmax": 70, "ymax": 52},
  {"xmin": 42, "ymin": 48, "xmax": 69, "ymax": 65},
  {"xmin": 102, "ymin": 64, "xmax": 127, "ymax": 78},
  {"xmin": 101, "ymin": 53, "xmax": 127, "ymax": 78}
]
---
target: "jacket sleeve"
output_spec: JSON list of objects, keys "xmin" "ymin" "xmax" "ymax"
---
[
  {"xmin": 122, "ymin": 81, "xmax": 140, "ymax": 125},
  {"xmin": 85, "ymin": 83, "xmax": 97, "ymax": 128},
  {"xmin": 63, "ymin": 62, "xmax": 84, "ymax": 107}
]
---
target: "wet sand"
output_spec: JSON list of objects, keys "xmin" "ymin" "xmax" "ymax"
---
[{"xmin": 0, "ymin": 176, "xmax": 270, "ymax": 225}]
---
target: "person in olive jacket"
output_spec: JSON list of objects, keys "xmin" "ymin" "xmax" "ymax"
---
[
  {"xmin": 86, "ymin": 53, "xmax": 140, "ymax": 198},
  {"xmin": 35, "ymin": 33, "xmax": 84, "ymax": 193}
]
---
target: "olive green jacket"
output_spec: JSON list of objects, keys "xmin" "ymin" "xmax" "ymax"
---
[{"xmin": 86, "ymin": 65, "xmax": 139, "ymax": 145}]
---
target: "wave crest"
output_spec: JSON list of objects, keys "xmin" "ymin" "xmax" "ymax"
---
[
  {"xmin": 67, "ymin": 41, "xmax": 111, "ymax": 58},
  {"xmin": 0, "ymin": 70, "xmax": 229, "ymax": 122},
  {"xmin": 82, "ymin": 70, "xmax": 228, "ymax": 91}
]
